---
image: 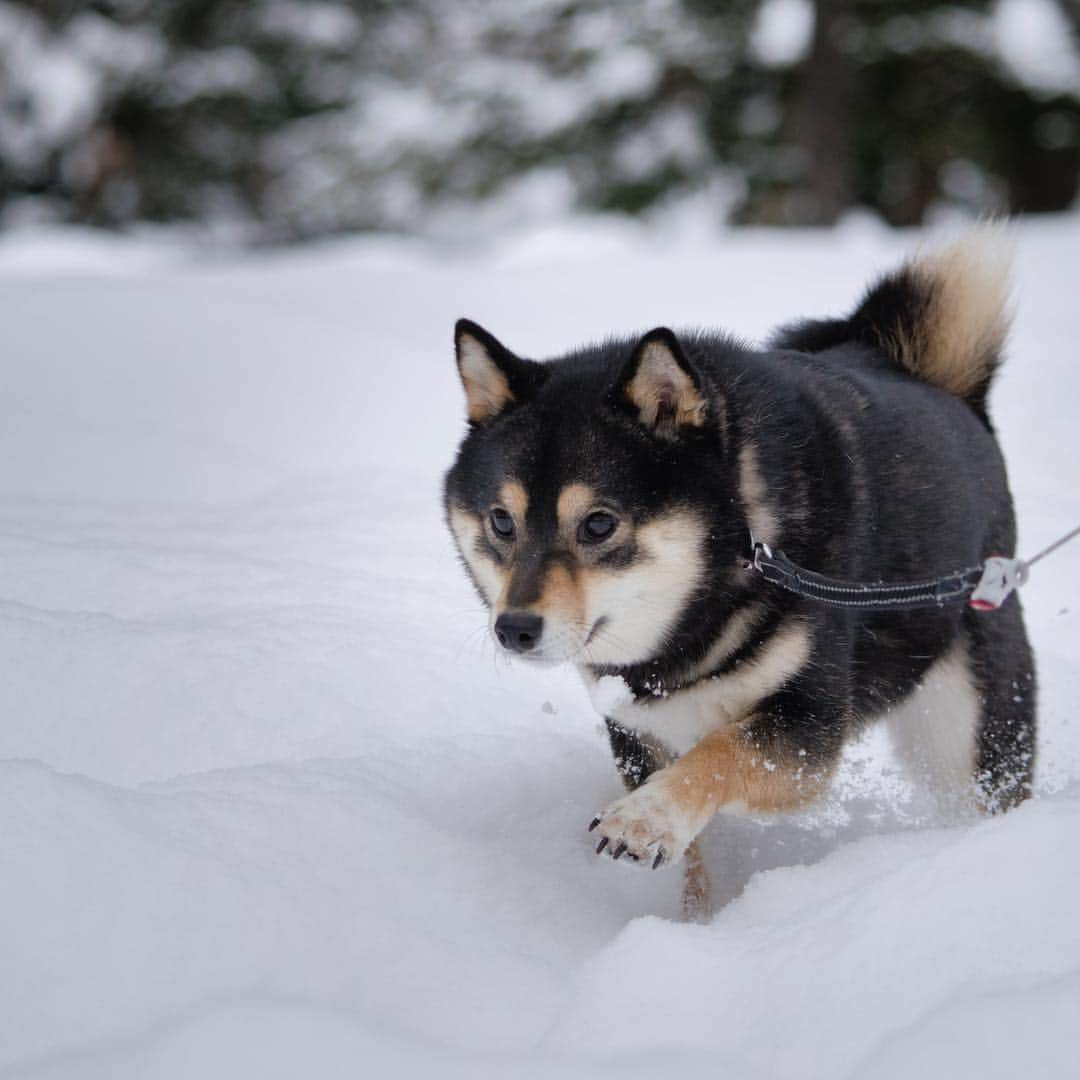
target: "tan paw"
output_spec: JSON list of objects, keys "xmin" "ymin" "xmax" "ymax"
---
[{"xmin": 588, "ymin": 780, "xmax": 701, "ymax": 870}]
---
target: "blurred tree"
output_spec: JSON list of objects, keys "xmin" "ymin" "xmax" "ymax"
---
[
  {"xmin": 744, "ymin": 0, "xmax": 1080, "ymax": 225},
  {"xmin": 0, "ymin": 0, "xmax": 1076, "ymax": 237}
]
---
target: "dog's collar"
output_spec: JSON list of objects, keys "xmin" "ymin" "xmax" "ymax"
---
[{"xmin": 745, "ymin": 534, "xmax": 1026, "ymax": 612}]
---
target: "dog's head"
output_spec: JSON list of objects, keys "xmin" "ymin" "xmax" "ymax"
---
[{"xmin": 444, "ymin": 319, "xmax": 745, "ymax": 668}]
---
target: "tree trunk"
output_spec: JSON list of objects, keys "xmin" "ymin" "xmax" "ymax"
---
[{"xmin": 790, "ymin": 0, "xmax": 858, "ymax": 224}]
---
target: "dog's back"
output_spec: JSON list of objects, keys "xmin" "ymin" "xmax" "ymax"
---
[{"xmin": 744, "ymin": 228, "xmax": 1033, "ymax": 808}]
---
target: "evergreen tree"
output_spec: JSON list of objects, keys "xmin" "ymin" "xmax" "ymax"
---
[{"xmin": 0, "ymin": 0, "xmax": 1076, "ymax": 237}]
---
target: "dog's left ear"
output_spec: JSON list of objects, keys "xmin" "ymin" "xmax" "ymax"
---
[
  {"xmin": 612, "ymin": 328, "xmax": 708, "ymax": 439},
  {"xmin": 454, "ymin": 319, "xmax": 542, "ymax": 424}
]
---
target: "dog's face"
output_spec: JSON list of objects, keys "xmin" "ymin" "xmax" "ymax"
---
[{"xmin": 445, "ymin": 320, "xmax": 735, "ymax": 667}]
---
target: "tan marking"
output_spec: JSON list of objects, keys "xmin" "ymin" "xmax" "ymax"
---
[
  {"xmin": 605, "ymin": 618, "xmax": 812, "ymax": 755},
  {"xmin": 636, "ymin": 508, "xmax": 705, "ymax": 560},
  {"xmin": 626, "ymin": 339, "xmax": 706, "ymax": 436},
  {"xmin": 738, "ymin": 441, "xmax": 778, "ymax": 548},
  {"xmin": 656, "ymin": 722, "xmax": 834, "ymax": 820},
  {"xmin": 891, "ymin": 225, "xmax": 1013, "ymax": 399},
  {"xmin": 497, "ymin": 480, "xmax": 528, "ymax": 522},
  {"xmin": 534, "ymin": 560, "xmax": 586, "ymax": 629},
  {"xmin": 590, "ymin": 618, "xmax": 820, "ymax": 866},
  {"xmin": 681, "ymin": 840, "xmax": 712, "ymax": 922},
  {"xmin": 458, "ymin": 333, "xmax": 515, "ymax": 422},
  {"xmin": 680, "ymin": 602, "xmax": 766, "ymax": 685},
  {"xmin": 447, "ymin": 503, "xmax": 507, "ymax": 607},
  {"xmin": 581, "ymin": 510, "xmax": 707, "ymax": 666},
  {"xmin": 590, "ymin": 717, "xmax": 832, "ymax": 868},
  {"xmin": 556, "ymin": 483, "xmax": 596, "ymax": 534}
]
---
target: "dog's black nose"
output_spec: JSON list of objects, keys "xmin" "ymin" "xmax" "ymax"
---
[{"xmin": 494, "ymin": 612, "xmax": 543, "ymax": 654}]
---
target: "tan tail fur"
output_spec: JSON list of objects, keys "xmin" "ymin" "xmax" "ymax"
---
[
  {"xmin": 890, "ymin": 226, "xmax": 1013, "ymax": 400},
  {"xmin": 862, "ymin": 224, "xmax": 1014, "ymax": 406}
]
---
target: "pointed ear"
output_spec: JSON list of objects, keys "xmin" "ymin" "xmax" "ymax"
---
[
  {"xmin": 613, "ymin": 328, "xmax": 708, "ymax": 439},
  {"xmin": 454, "ymin": 319, "xmax": 539, "ymax": 423}
]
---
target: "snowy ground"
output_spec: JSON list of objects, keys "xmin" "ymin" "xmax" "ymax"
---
[{"xmin": 1, "ymin": 215, "xmax": 1079, "ymax": 1079}]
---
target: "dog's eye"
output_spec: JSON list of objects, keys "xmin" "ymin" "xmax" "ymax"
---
[
  {"xmin": 579, "ymin": 511, "xmax": 618, "ymax": 543},
  {"xmin": 489, "ymin": 507, "xmax": 515, "ymax": 539}
]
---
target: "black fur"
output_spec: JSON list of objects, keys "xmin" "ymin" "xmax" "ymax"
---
[
  {"xmin": 773, "ymin": 265, "xmax": 999, "ymax": 424},
  {"xmin": 605, "ymin": 718, "xmax": 667, "ymax": 791}
]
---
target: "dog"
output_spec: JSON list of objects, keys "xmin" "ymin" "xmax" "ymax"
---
[{"xmin": 444, "ymin": 228, "xmax": 1035, "ymax": 916}]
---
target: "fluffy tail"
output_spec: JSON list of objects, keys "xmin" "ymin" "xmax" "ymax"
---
[
  {"xmin": 853, "ymin": 225, "xmax": 1013, "ymax": 407},
  {"xmin": 774, "ymin": 225, "xmax": 1014, "ymax": 413}
]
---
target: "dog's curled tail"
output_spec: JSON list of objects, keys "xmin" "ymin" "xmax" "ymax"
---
[
  {"xmin": 773, "ymin": 224, "xmax": 1013, "ymax": 415},
  {"xmin": 851, "ymin": 225, "xmax": 1013, "ymax": 410}
]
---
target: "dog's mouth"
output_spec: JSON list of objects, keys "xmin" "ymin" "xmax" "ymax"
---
[{"xmin": 535, "ymin": 616, "xmax": 609, "ymax": 664}]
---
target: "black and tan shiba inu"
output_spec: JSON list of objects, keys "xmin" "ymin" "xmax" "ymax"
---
[{"xmin": 444, "ymin": 228, "xmax": 1035, "ymax": 915}]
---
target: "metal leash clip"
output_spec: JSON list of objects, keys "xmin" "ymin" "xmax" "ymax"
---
[
  {"xmin": 750, "ymin": 538, "xmax": 772, "ymax": 572},
  {"xmin": 968, "ymin": 557, "xmax": 1029, "ymax": 611}
]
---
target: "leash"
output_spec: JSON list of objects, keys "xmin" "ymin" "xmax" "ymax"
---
[{"xmin": 747, "ymin": 522, "xmax": 1080, "ymax": 612}]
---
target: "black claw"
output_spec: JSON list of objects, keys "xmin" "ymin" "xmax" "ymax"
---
[
  {"xmin": 588, "ymin": 817, "xmax": 601, "ymax": 832},
  {"xmin": 652, "ymin": 850, "xmax": 665, "ymax": 870},
  {"xmin": 595, "ymin": 837, "xmax": 608, "ymax": 854},
  {"xmin": 625, "ymin": 851, "xmax": 639, "ymax": 862},
  {"xmin": 612, "ymin": 841, "xmax": 627, "ymax": 861}
]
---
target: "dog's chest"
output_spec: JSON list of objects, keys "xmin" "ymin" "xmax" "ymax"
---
[
  {"xmin": 605, "ymin": 684, "xmax": 732, "ymax": 756},
  {"xmin": 581, "ymin": 618, "xmax": 811, "ymax": 757},
  {"xmin": 584, "ymin": 665, "xmax": 765, "ymax": 757}
]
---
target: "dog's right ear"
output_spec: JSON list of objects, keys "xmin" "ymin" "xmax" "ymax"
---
[
  {"xmin": 454, "ymin": 319, "xmax": 542, "ymax": 423},
  {"xmin": 610, "ymin": 327, "xmax": 708, "ymax": 440}
]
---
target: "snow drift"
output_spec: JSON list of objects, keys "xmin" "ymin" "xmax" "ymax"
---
[{"xmin": 1, "ymin": 216, "xmax": 1078, "ymax": 1079}]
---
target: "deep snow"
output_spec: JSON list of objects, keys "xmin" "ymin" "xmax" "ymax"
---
[{"xmin": 1, "ymin": 216, "xmax": 1078, "ymax": 1079}]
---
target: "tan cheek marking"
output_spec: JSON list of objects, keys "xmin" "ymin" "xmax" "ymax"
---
[
  {"xmin": 656, "ymin": 723, "xmax": 834, "ymax": 818},
  {"xmin": 447, "ymin": 504, "xmax": 477, "ymax": 556},
  {"xmin": 447, "ymin": 504, "xmax": 508, "ymax": 607},
  {"xmin": 577, "ymin": 509, "xmax": 705, "ymax": 666},
  {"xmin": 497, "ymin": 480, "xmax": 528, "ymax": 522}
]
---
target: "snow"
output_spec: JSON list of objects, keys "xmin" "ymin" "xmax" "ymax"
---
[
  {"xmin": 255, "ymin": 2, "xmax": 362, "ymax": 51},
  {"xmin": 750, "ymin": 0, "xmax": 815, "ymax": 68},
  {"xmin": 0, "ymin": 5, "xmax": 102, "ymax": 172},
  {"xmin": 588, "ymin": 675, "xmax": 635, "ymax": 716},
  {"xmin": 1, "ymin": 216, "xmax": 1079, "ymax": 1078},
  {"xmin": 993, "ymin": 0, "xmax": 1080, "ymax": 96}
]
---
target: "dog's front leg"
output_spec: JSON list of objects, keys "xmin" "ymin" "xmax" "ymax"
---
[{"xmin": 590, "ymin": 710, "xmax": 840, "ymax": 869}]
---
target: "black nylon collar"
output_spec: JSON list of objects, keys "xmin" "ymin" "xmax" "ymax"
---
[{"xmin": 747, "ymin": 539, "xmax": 991, "ymax": 611}]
